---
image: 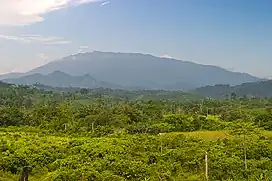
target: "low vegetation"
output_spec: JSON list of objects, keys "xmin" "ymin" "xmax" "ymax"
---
[{"xmin": 1, "ymin": 82, "xmax": 272, "ymax": 180}]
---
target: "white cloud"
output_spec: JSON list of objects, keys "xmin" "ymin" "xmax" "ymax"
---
[
  {"xmin": 0, "ymin": 34, "xmax": 71, "ymax": 44},
  {"xmin": 0, "ymin": 0, "xmax": 101, "ymax": 26},
  {"xmin": 78, "ymin": 0, "xmax": 101, "ymax": 5},
  {"xmin": 100, "ymin": 1, "xmax": 110, "ymax": 7},
  {"xmin": 160, "ymin": 55, "xmax": 175, "ymax": 59}
]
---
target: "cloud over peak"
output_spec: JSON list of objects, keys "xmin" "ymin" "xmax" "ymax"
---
[{"xmin": 0, "ymin": 0, "xmax": 101, "ymax": 26}]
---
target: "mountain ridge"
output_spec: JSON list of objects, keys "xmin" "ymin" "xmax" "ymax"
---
[
  {"xmin": 3, "ymin": 71, "xmax": 120, "ymax": 89},
  {"xmin": 1, "ymin": 51, "xmax": 261, "ymax": 90},
  {"xmin": 31, "ymin": 51, "xmax": 258, "ymax": 76},
  {"xmin": 193, "ymin": 80, "xmax": 272, "ymax": 98}
]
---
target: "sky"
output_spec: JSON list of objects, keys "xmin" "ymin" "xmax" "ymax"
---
[{"xmin": 0, "ymin": 0, "xmax": 271, "ymax": 77}]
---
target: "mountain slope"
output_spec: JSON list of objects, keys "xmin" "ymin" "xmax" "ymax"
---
[
  {"xmin": 0, "ymin": 72, "xmax": 25, "ymax": 80},
  {"xmin": 193, "ymin": 80, "xmax": 272, "ymax": 98},
  {"xmin": 3, "ymin": 71, "xmax": 119, "ymax": 89},
  {"xmin": 26, "ymin": 51, "xmax": 260, "ymax": 90}
]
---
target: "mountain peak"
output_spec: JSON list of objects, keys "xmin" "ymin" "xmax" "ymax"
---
[
  {"xmin": 22, "ymin": 51, "xmax": 261, "ymax": 90},
  {"xmin": 48, "ymin": 71, "xmax": 71, "ymax": 77}
]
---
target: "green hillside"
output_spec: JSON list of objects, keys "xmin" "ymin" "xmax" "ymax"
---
[{"xmin": 193, "ymin": 80, "xmax": 272, "ymax": 98}]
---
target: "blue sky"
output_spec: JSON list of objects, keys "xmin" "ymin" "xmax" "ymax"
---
[{"xmin": 0, "ymin": 0, "xmax": 271, "ymax": 77}]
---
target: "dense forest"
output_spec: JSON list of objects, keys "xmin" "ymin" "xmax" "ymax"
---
[
  {"xmin": 194, "ymin": 80, "xmax": 272, "ymax": 98},
  {"xmin": 1, "ymin": 81, "xmax": 272, "ymax": 180}
]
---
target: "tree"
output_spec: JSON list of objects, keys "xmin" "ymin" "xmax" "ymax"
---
[
  {"xmin": 231, "ymin": 92, "xmax": 237, "ymax": 100},
  {"xmin": 230, "ymin": 122, "xmax": 261, "ymax": 173},
  {"xmin": 80, "ymin": 88, "xmax": 89, "ymax": 95}
]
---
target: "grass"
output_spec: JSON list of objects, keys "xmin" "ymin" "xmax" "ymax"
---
[
  {"xmin": 181, "ymin": 130, "xmax": 230, "ymax": 140},
  {"xmin": 262, "ymin": 131, "xmax": 272, "ymax": 138},
  {"xmin": 167, "ymin": 130, "xmax": 272, "ymax": 140}
]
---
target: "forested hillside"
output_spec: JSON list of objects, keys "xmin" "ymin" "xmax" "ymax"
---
[
  {"xmin": 1, "ymin": 83, "xmax": 272, "ymax": 180},
  {"xmin": 194, "ymin": 80, "xmax": 272, "ymax": 98},
  {"xmin": 3, "ymin": 71, "xmax": 120, "ymax": 89}
]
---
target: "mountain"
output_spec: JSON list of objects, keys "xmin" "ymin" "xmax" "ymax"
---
[
  {"xmin": 15, "ymin": 51, "xmax": 261, "ymax": 90},
  {"xmin": 193, "ymin": 80, "xmax": 272, "ymax": 98},
  {"xmin": 3, "ymin": 71, "xmax": 120, "ymax": 89},
  {"xmin": 0, "ymin": 72, "xmax": 25, "ymax": 80}
]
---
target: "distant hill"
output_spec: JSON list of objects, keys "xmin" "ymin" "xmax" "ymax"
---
[
  {"xmin": 0, "ymin": 72, "xmax": 25, "ymax": 80},
  {"xmin": 3, "ymin": 71, "xmax": 120, "ymax": 89},
  {"xmin": 31, "ymin": 84, "xmax": 203, "ymax": 101},
  {"xmin": 0, "ymin": 81, "xmax": 11, "ymax": 89},
  {"xmin": 22, "ymin": 51, "xmax": 260, "ymax": 90},
  {"xmin": 193, "ymin": 80, "xmax": 272, "ymax": 98}
]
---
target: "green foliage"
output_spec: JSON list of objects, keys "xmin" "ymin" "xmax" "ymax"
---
[
  {"xmin": 0, "ymin": 107, "xmax": 25, "ymax": 127},
  {"xmin": 1, "ymin": 84, "xmax": 272, "ymax": 180},
  {"xmin": 1, "ymin": 131, "xmax": 272, "ymax": 181}
]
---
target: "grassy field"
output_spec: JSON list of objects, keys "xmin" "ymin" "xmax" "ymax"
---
[
  {"xmin": 167, "ymin": 130, "xmax": 272, "ymax": 140},
  {"xmin": 179, "ymin": 131, "xmax": 230, "ymax": 140}
]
